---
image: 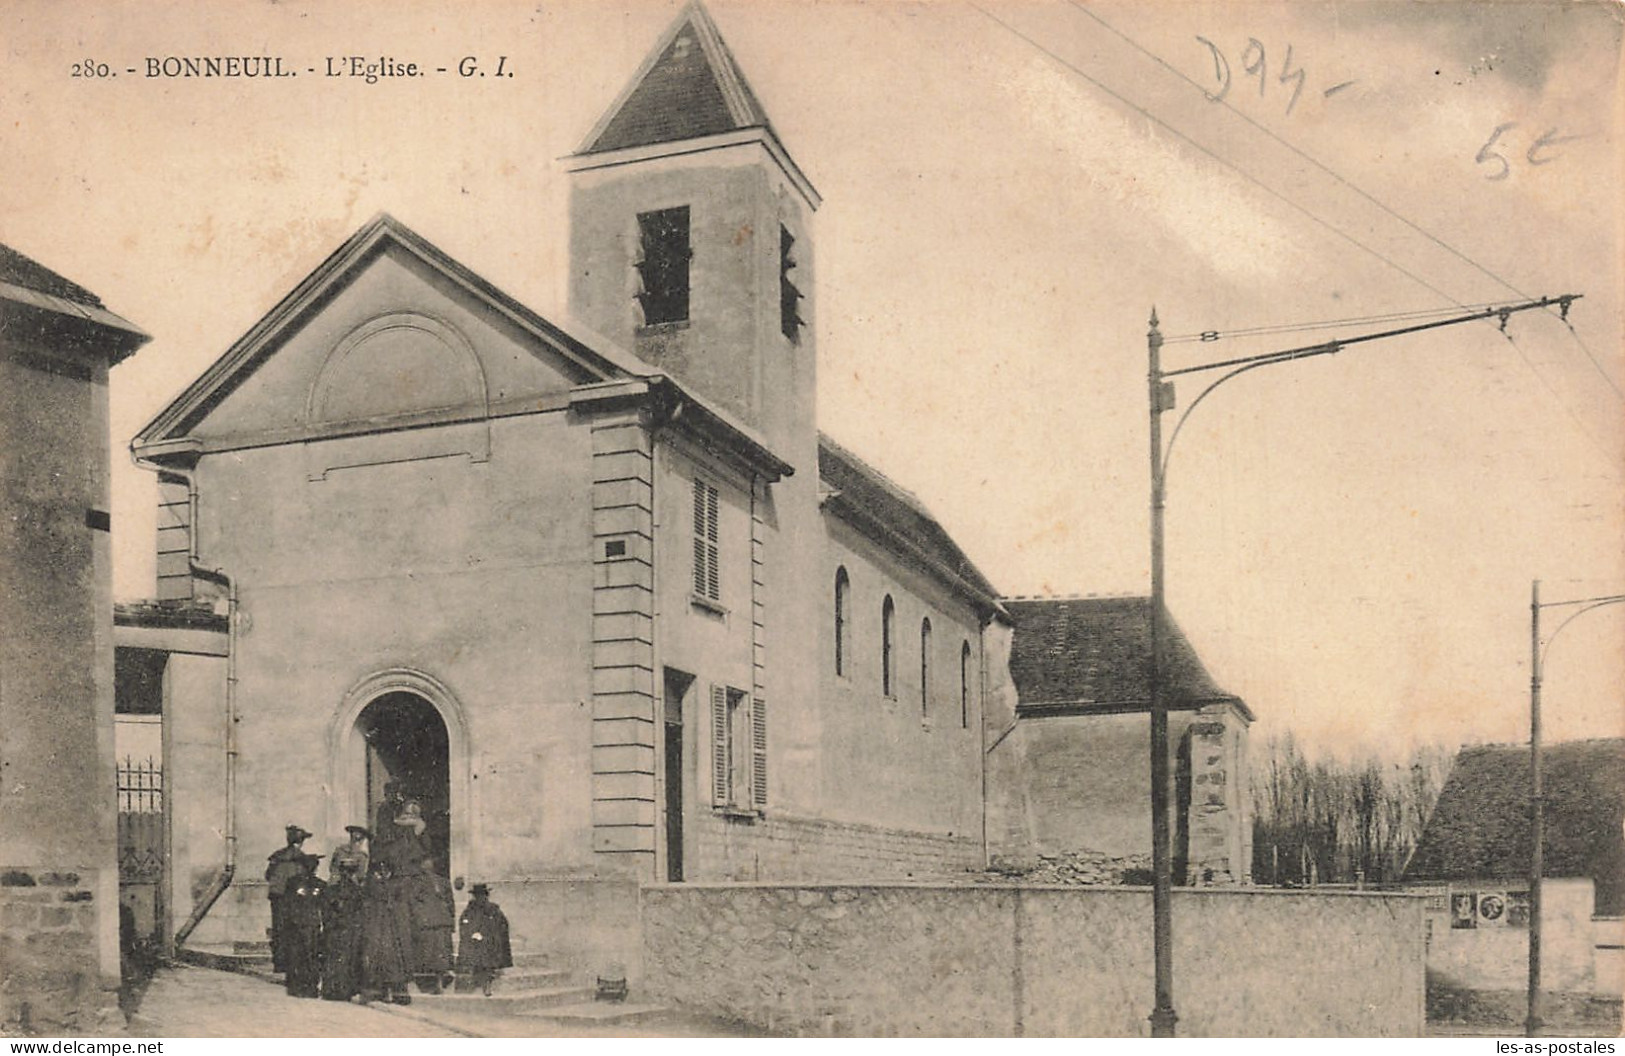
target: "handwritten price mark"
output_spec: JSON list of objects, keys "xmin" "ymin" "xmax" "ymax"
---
[
  {"xmin": 1475, "ymin": 122, "xmax": 1587, "ymax": 179},
  {"xmin": 1196, "ymin": 36, "xmax": 1354, "ymax": 117}
]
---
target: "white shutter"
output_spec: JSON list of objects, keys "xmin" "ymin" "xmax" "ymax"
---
[
  {"xmin": 711, "ymin": 684, "xmax": 730, "ymax": 806},
  {"xmin": 750, "ymin": 696, "xmax": 768, "ymax": 811}
]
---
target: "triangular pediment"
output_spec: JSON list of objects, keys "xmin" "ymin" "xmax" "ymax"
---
[
  {"xmin": 578, "ymin": 2, "xmax": 775, "ymax": 156},
  {"xmin": 135, "ymin": 214, "xmax": 642, "ymax": 457}
]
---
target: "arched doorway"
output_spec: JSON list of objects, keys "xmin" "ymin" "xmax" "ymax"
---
[
  {"xmin": 329, "ymin": 669, "xmax": 471, "ymax": 886},
  {"xmin": 356, "ymin": 692, "xmax": 451, "ymax": 876}
]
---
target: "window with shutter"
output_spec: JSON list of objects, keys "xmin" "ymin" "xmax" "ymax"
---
[
  {"xmin": 636, "ymin": 206, "xmax": 691, "ymax": 326},
  {"xmin": 710, "ymin": 684, "xmax": 729, "ymax": 807},
  {"xmin": 779, "ymin": 225, "xmax": 803, "ymax": 342},
  {"xmin": 750, "ymin": 696, "xmax": 767, "ymax": 810},
  {"xmin": 711, "ymin": 685, "xmax": 760, "ymax": 812},
  {"xmin": 692, "ymin": 478, "xmax": 720, "ymax": 601}
]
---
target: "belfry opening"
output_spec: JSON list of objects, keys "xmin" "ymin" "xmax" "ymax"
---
[{"xmin": 355, "ymin": 691, "xmax": 451, "ymax": 878}]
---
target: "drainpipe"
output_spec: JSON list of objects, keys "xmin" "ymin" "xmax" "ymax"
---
[{"xmin": 131, "ymin": 453, "xmax": 238, "ymax": 949}]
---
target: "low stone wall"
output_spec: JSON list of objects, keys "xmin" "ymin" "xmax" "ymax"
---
[
  {"xmin": 641, "ymin": 883, "xmax": 1427, "ymax": 1037},
  {"xmin": 0, "ymin": 867, "xmax": 117, "ymax": 1035}
]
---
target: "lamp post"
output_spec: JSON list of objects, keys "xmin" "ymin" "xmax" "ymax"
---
[
  {"xmin": 1144, "ymin": 294, "xmax": 1576, "ymax": 1036},
  {"xmin": 1525, "ymin": 581, "xmax": 1625, "ymax": 1037}
]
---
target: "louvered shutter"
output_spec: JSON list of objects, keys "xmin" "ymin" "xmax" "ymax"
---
[
  {"xmin": 692, "ymin": 480, "xmax": 720, "ymax": 600},
  {"xmin": 703, "ymin": 484, "xmax": 719, "ymax": 599},
  {"xmin": 750, "ymin": 696, "xmax": 768, "ymax": 811},
  {"xmin": 711, "ymin": 684, "xmax": 730, "ymax": 806},
  {"xmin": 693, "ymin": 481, "xmax": 708, "ymax": 596}
]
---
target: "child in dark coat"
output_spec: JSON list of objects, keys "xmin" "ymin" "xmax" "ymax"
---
[{"xmin": 455, "ymin": 883, "xmax": 512, "ymax": 996}]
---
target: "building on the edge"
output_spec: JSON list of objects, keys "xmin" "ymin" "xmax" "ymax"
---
[
  {"xmin": 1, "ymin": 243, "xmax": 149, "ymax": 1032},
  {"xmin": 1404, "ymin": 738, "xmax": 1624, "ymax": 1002},
  {"xmin": 124, "ymin": 2, "xmax": 1252, "ymax": 977}
]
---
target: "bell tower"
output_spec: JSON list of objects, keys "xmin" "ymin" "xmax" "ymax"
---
[{"xmin": 565, "ymin": 1, "xmax": 820, "ymax": 463}]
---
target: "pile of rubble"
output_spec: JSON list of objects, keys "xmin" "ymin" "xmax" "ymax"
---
[{"xmin": 980, "ymin": 850, "xmax": 1155, "ymax": 886}]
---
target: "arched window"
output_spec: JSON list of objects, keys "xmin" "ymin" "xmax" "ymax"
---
[
  {"xmin": 834, "ymin": 567, "xmax": 850, "ymax": 677},
  {"xmin": 961, "ymin": 641, "xmax": 973, "ymax": 729},
  {"xmin": 881, "ymin": 596, "xmax": 895, "ymax": 698},
  {"xmin": 920, "ymin": 618, "xmax": 932, "ymax": 716}
]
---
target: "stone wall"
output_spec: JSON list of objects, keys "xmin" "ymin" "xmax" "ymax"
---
[
  {"xmin": 1422, "ymin": 878, "xmax": 1603, "ymax": 993},
  {"xmin": 642, "ymin": 883, "xmax": 1427, "ymax": 1037},
  {"xmin": 0, "ymin": 869, "xmax": 116, "ymax": 1034},
  {"xmin": 687, "ymin": 812, "xmax": 982, "ymax": 883}
]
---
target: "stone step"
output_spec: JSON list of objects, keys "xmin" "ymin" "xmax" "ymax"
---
[
  {"xmin": 508, "ymin": 949, "xmax": 551, "ymax": 969},
  {"xmin": 519, "ymin": 1001, "xmax": 670, "ymax": 1027},
  {"xmin": 470, "ymin": 966, "xmax": 575, "ymax": 992},
  {"xmin": 409, "ymin": 984, "xmax": 597, "ymax": 1015}
]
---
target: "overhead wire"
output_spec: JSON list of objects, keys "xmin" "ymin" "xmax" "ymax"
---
[
  {"xmin": 1162, "ymin": 302, "xmax": 1511, "ymax": 345},
  {"xmin": 964, "ymin": 1, "xmax": 1620, "ymax": 465}
]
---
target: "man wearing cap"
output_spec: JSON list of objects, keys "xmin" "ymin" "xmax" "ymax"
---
[
  {"xmin": 280, "ymin": 853, "xmax": 327, "ymax": 998},
  {"xmin": 330, "ymin": 825, "xmax": 371, "ymax": 880},
  {"xmin": 265, "ymin": 825, "xmax": 312, "ymax": 972}
]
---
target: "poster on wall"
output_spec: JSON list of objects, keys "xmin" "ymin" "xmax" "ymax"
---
[{"xmin": 1450, "ymin": 891, "xmax": 1478, "ymax": 930}]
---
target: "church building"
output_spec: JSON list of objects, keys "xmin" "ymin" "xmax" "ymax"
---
[{"xmin": 124, "ymin": 3, "xmax": 1251, "ymax": 975}]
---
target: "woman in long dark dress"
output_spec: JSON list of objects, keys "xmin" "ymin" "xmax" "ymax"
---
[
  {"xmin": 320, "ymin": 859, "xmax": 367, "ymax": 1002},
  {"xmin": 280, "ymin": 854, "xmax": 326, "ymax": 999},
  {"xmin": 406, "ymin": 857, "xmax": 455, "ymax": 994},
  {"xmin": 360, "ymin": 859, "xmax": 413, "ymax": 1004}
]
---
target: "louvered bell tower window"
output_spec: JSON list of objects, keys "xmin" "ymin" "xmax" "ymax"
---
[
  {"xmin": 692, "ymin": 477, "xmax": 720, "ymax": 601},
  {"xmin": 779, "ymin": 225, "xmax": 803, "ymax": 342},
  {"xmin": 636, "ymin": 206, "xmax": 691, "ymax": 326}
]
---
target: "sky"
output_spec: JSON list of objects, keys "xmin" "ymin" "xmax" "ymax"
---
[{"xmin": 3, "ymin": 0, "xmax": 1621, "ymax": 760}]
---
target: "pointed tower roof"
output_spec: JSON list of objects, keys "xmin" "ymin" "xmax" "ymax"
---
[{"xmin": 577, "ymin": 2, "xmax": 775, "ymax": 156}]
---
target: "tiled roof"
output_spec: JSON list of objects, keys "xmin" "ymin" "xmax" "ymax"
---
[
  {"xmin": 0, "ymin": 242, "xmax": 149, "ymax": 362},
  {"xmin": 581, "ymin": 2, "xmax": 773, "ymax": 155},
  {"xmin": 818, "ymin": 434, "xmax": 1001, "ymax": 613},
  {"xmin": 0, "ymin": 243, "xmax": 104, "ymax": 306},
  {"xmin": 1404, "ymin": 738, "xmax": 1625, "ymax": 913},
  {"xmin": 1002, "ymin": 595, "xmax": 1249, "ymax": 716}
]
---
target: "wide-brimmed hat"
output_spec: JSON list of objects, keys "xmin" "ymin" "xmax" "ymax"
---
[
  {"xmin": 470, "ymin": 883, "xmax": 490, "ymax": 896},
  {"xmin": 285, "ymin": 825, "xmax": 312, "ymax": 842},
  {"xmin": 344, "ymin": 825, "xmax": 372, "ymax": 839}
]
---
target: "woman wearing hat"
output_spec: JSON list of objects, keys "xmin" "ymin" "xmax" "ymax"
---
[
  {"xmin": 265, "ymin": 825, "xmax": 312, "ymax": 973},
  {"xmin": 360, "ymin": 858, "xmax": 414, "ymax": 1005},
  {"xmin": 330, "ymin": 825, "xmax": 371, "ymax": 879}
]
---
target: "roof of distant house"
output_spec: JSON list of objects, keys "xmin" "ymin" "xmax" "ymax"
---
[
  {"xmin": 1405, "ymin": 738, "xmax": 1624, "ymax": 913},
  {"xmin": 0, "ymin": 243, "xmax": 105, "ymax": 306},
  {"xmin": 0, "ymin": 241, "xmax": 149, "ymax": 361},
  {"xmin": 1001, "ymin": 595, "xmax": 1251, "ymax": 718}
]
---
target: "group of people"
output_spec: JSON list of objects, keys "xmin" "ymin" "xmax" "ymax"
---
[{"xmin": 264, "ymin": 785, "xmax": 511, "ymax": 1004}]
